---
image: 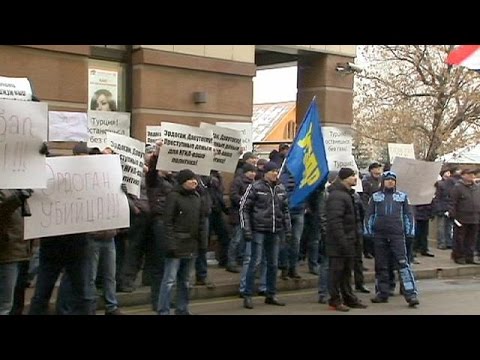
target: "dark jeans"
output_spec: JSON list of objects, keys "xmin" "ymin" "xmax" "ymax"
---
[
  {"xmin": 150, "ymin": 217, "xmax": 166, "ymax": 311},
  {"xmin": 120, "ymin": 212, "xmax": 152, "ymax": 287},
  {"xmin": 209, "ymin": 211, "xmax": 230, "ymax": 266},
  {"xmin": 414, "ymin": 220, "xmax": 430, "ymax": 254},
  {"xmin": 9, "ymin": 260, "xmax": 30, "ymax": 315},
  {"xmin": 29, "ymin": 235, "xmax": 91, "ymax": 315},
  {"xmin": 195, "ymin": 217, "xmax": 209, "ymax": 280}
]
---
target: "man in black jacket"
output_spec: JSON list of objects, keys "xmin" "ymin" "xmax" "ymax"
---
[
  {"xmin": 240, "ymin": 161, "xmax": 291, "ymax": 309},
  {"xmin": 157, "ymin": 169, "xmax": 207, "ymax": 315},
  {"xmin": 325, "ymin": 168, "xmax": 367, "ymax": 312}
]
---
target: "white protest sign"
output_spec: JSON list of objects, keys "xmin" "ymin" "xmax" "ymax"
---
[
  {"xmin": 323, "ymin": 126, "xmax": 362, "ymax": 192},
  {"xmin": 146, "ymin": 126, "xmax": 162, "ymax": 147},
  {"xmin": 24, "ymin": 155, "xmax": 130, "ymax": 239},
  {"xmin": 106, "ymin": 132, "xmax": 145, "ymax": 198},
  {"xmin": 48, "ymin": 111, "xmax": 88, "ymax": 141},
  {"xmin": 216, "ymin": 122, "xmax": 253, "ymax": 152},
  {"xmin": 200, "ymin": 122, "xmax": 242, "ymax": 173},
  {"xmin": 87, "ymin": 110, "xmax": 130, "ymax": 148},
  {"xmin": 388, "ymin": 143, "xmax": 415, "ymax": 163},
  {"xmin": 157, "ymin": 123, "xmax": 214, "ymax": 176},
  {"xmin": 391, "ymin": 157, "xmax": 442, "ymax": 205},
  {"xmin": 0, "ymin": 76, "xmax": 33, "ymax": 101},
  {"xmin": 0, "ymin": 99, "xmax": 48, "ymax": 189}
]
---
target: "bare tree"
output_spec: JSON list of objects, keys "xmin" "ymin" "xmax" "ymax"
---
[{"xmin": 353, "ymin": 45, "xmax": 480, "ymax": 161}]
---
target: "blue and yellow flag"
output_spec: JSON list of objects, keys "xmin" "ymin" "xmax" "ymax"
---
[{"xmin": 284, "ymin": 98, "xmax": 329, "ymax": 208}]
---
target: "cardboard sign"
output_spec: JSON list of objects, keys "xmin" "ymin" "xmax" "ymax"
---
[{"xmin": 391, "ymin": 157, "xmax": 442, "ymax": 205}]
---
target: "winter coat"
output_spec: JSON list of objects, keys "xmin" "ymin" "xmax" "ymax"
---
[
  {"xmin": 279, "ymin": 171, "xmax": 306, "ymax": 215},
  {"xmin": 146, "ymin": 155, "xmax": 174, "ymax": 218},
  {"xmin": 0, "ymin": 190, "xmax": 32, "ymax": 264},
  {"xmin": 325, "ymin": 181, "xmax": 360, "ymax": 257},
  {"xmin": 449, "ymin": 181, "xmax": 480, "ymax": 224},
  {"xmin": 364, "ymin": 188, "xmax": 415, "ymax": 238},
  {"xmin": 240, "ymin": 179, "xmax": 291, "ymax": 236},
  {"xmin": 164, "ymin": 185, "xmax": 207, "ymax": 258},
  {"xmin": 229, "ymin": 174, "xmax": 254, "ymax": 226},
  {"xmin": 432, "ymin": 178, "xmax": 455, "ymax": 214},
  {"xmin": 414, "ymin": 204, "xmax": 433, "ymax": 221},
  {"xmin": 360, "ymin": 174, "xmax": 382, "ymax": 208}
]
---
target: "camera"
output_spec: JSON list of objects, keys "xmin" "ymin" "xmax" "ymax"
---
[{"xmin": 335, "ymin": 62, "xmax": 364, "ymax": 74}]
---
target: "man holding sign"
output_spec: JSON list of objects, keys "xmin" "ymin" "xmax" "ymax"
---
[{"xmin": 0, "ymin": 143, "xmax": 48, "ymax": 315}]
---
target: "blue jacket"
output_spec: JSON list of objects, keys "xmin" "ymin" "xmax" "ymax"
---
[{"xmin": 364, "ymin": 188, "xmax": 415, "ymax": 238}]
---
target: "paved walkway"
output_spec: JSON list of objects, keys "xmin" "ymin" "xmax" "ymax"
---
[{"xmin": 22, "ymin": 246, "xmax": 480, "ymax": 313}]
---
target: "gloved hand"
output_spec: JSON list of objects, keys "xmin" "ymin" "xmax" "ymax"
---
[
  {"xmin": 16, "ymin": 189, "xmax": 33, "ymax": 200},
  {"xmin": 285, "ymin": 232, "xmax": 293, "ymax": 243},
  {"xmin": 121, "ymin": 183, "xmax": 128, "ymax": 194},
  {"xmin": 39, "ymin": 142, "xmax": 49, "ymax": 156},
  {"xmin": 243, "ymin": 231, "xmax": 253, "ymax": 242}
]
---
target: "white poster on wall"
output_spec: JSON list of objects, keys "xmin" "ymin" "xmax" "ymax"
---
[
  {"xmin": 24, "ymin": 155, "xmax": 130, "ymax": 239},
  {"xmin": 0, "ymin": 99, "xmax": 48, "ymax": 189},
  {"xmin": 146, "ymin": 126, "xmax": 162, "ymax": 147},
  {"xmin": 156, "ymin": 123, "xmax": 214, "ymax": 176},
  {"xmin": 0, "ymin": 76, "xmax": 33, "ymax": 101},
  {"xmin": 88, "ymin": 68, "xmax": 118, "ymax": 112},
  {"xmin": 200, "ymin": 122, "xmax": 242, "ymax": 173},
  {"xmin": 323, "ymin": 126, "xmax": 362, "ymax": 192},
  {"xmin": 87, "ymin": 110, "xmax": 131, "ymax": 148},
  {"xmin": 106, "ymin": 132, "xmax": 145, "ymax": 198},
  {"xmin": 216, "ymin": 122, "xmax": 253, "ymax": 153},
  {"xmin": 48, "ymin": 111, "xmax": 88, "ymax": 141}
]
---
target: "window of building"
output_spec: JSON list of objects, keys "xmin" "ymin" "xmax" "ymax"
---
[{"xmin": 284, "ymin": 120, "xmax": 296, "ymax": 140}]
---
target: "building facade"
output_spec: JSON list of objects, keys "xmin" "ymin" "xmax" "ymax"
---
[{"xmin": 0, "ymin": 45, "xmax": 356, "ymax": 153}]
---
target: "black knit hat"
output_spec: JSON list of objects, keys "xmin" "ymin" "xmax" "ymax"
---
[
  {"xmin": 176, "ymin": 169, "xmax": 196, "ymax": 184},
  {"xmin": 264, "ymin": 161, "xmax": 280, "ymax": 173},
  {"xmin": 243, "ymin": 163, "xmax": 257, "ymax": 173},
  {"xmin": 338, "ymin": 167, "xmax": 355, "ymax": 180}
]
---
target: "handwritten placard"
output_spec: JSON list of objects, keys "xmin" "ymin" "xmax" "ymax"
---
[
  {"xmin": 24, "ymin": 155, "xmax": 130, "ymax": 239},
  {"xmin": 87, "ymin": 110, "xmax": 131, "ymax": 148},
  {"xmin": 0, "ymin": 99, "xmax": 48, "ymax": 188},
  {"xmin": 48, "ymin": 111, "xmax": 88, "ymax": 141}
]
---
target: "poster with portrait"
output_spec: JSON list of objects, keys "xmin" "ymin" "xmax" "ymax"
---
[{"xmin": 88, "ymin": 68, "xmax": 118, "ymax": 112}]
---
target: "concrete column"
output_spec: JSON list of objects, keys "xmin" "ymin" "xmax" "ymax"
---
[{"xmin": 296, "ymin": 53, "xmax": 354, "ymax": 126}]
